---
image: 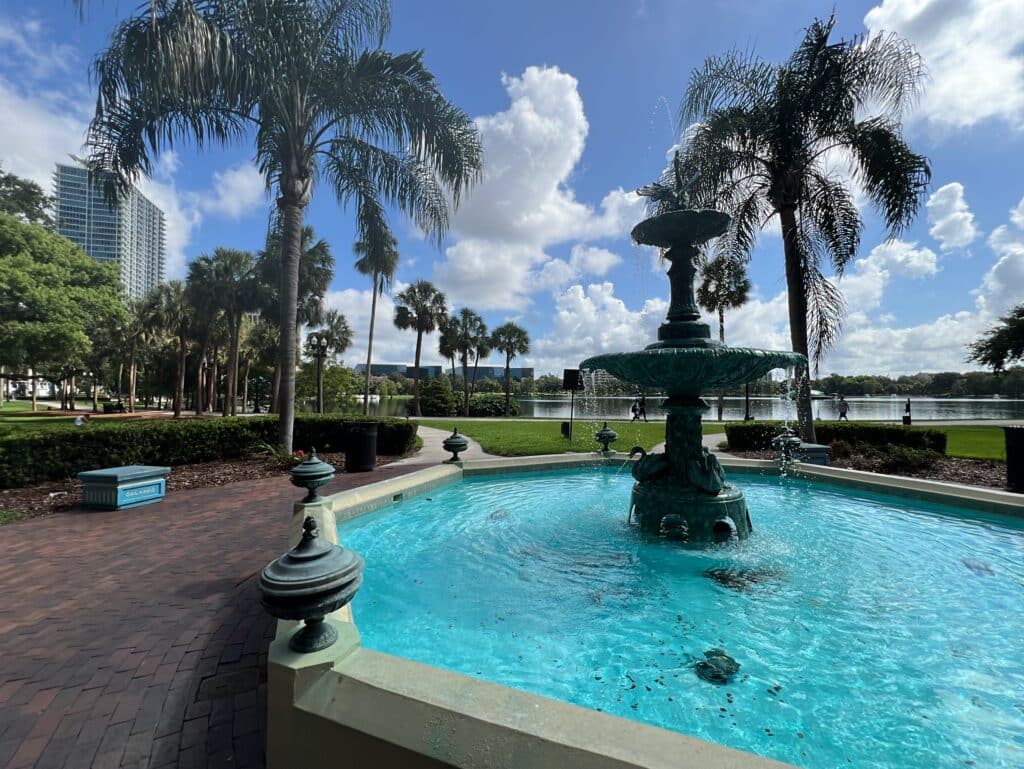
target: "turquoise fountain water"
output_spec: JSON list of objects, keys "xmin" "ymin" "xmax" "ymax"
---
[{"xmin": 339, "ymin": 468, "xmax": 1024, "ymax": 769}]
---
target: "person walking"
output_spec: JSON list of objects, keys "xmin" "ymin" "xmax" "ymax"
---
[
  {"xmin": 631, "ymin": 399, "xmax": 641, "ymax": 422},
  {"xmin": 838, "ymin": 396, "xmax": 849, "ymax": 421},
  {"xmin": 639, "ymin": 394, "xmax": 648, "ymax": 422}
]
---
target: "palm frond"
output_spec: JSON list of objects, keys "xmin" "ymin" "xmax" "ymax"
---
[
  {"xmin": 802, "ymin": 167, "xmax": 861, "ymax": 274},
  {"xmin": 681, "ymin": 49, "xmax": 775, "ymax": 122}
]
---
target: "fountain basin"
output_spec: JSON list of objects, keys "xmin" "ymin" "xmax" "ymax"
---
[
  {"xmin": 581, "ymin": 347, "xmax": 806, "ymax": 398},
  {"xmin": 631, "ymin": 209, "xmax": 731, "ymax": 248}
]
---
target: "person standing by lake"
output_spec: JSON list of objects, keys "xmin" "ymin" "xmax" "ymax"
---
[
  {"xmin": 639, "ymin": 395, "xmax": 648, "ymax": 422},
  {"xmin": 838, "ymin": 396, "xmax": 850, "ymax": 421}
]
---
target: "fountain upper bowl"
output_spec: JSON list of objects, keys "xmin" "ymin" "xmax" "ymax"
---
[
  {"xmin": 580, "ymin": 346, "xmax": 806, "ymax": 397},
  {"xmin": 631, "ymin": 210, "xmax": 731, "ymax": 249}
]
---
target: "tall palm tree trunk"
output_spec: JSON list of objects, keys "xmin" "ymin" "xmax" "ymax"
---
[
  {"xmin": 412, "ymin": 330, "xmax": 424, "ymax": 417},
  {"xmin": 504, "ymin": 357, "xmax": 512, "ymax": 417},
  {"xmin": 174, "ymin": 338, "xmax": 186, "ymax": 418},
  {"xmin": 241, "ymin": 360, "xmax": 251, "ymax": 415},
  {"xmin": 128, "ymin": 352, "xmax": 137, "ymax": 413},
  {"xmin": 70, "ymin": 374, "xmax": 76, "ymax": 411},
  {"xmin": 363, "ymin": 274, "xmax": 379, "ymax": 416},
  {"xmin": 461, "ymin": 353, "xmax": 471, "ymax": 417},
  {"xmin": 207, "ymin": 357, "xmax": 218, "ymax": 414},
  {"xmin": 92, "ymin": 379, "xmax": 99, "ymax": 413},
  {"xmin": 449, "ymin": 355, "xmax": 457, "ymax": 390},
  {"xmin": 717, "ymin": 306, "xmax": 725, "ymax": 421},
  {"xmin": 227, "ymin": 320, "xmax": 240, "ymax": 416},
  {"xmin": 31, "ymin": 374, "xmax": 37, "ymax": 412},
  {"xmin": 471, "ymin": 355, "xmax": 481, "ymax": 399},
  {"xmin": 277, "ymin": 200, "xmax": 304, "ymax": 454},
  {"xmin": 195, "ymin": 346, "xmax": 206, "ymax": 417},
  {"xmin": 116, "ymin": 362, "xmax": 123, "ymax": 406},
  {"xmin": 779, "ymin": 206, "xmax": 816, "ymax": 442},
  {"xmin": 270, "ymin": 365, "xmax": 281, "ymax": 414}
]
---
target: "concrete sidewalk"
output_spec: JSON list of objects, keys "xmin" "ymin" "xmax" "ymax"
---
[{"xmin": 391, "ymin": 425, "xmax": 494, "ymax": 465}]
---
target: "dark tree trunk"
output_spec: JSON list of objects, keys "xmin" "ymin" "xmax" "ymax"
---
[
  {"xmin": 195, "ymin": 345, "xmax": 206, "ymax": 417},
  {"xmin": 779, "ymin": 205, "xmax": 816, "ymax": 443},
  {"xmin": 69, "ymin": 374, "xmax": 76, "ymax": 411},
  {"xmin": 277, "ymin": 199, "xmax": 304, "ymax": 453},
  {"xmin": 128, "ymin": 351, "xmax": 137, "ymax": 413},
  {"xmin": 363, "ymin": 274, "xmax": 379, "ymax": 416},
  {"xmin": 227, "ymin": 315, "xmax": 241, "ymax": 417},
  {"xmin": 241, "ymin": 360, "xmax": 251, "ymax": 415},
  {"xmin": 504, "ymin": 355, "xmax": 512, "ymax": 417},
  {"xmin": 461, "ymin": 352, "xmax": 470, "ymax": 417},
  {"xmin": 207, "ymin": 358, "xmax": 218, "ymax": 414},
  {"xmin": 270, "ymin": 364, "xmax": 281, "ymax": 414},
  {"xmin": 412, "ymin": 330, "xmax": 423, "ymax": 417},
  {"xmin": 174, "ymin": 337, "xmax": 186, "ymax": 418},
  {"xmin": 717, "ymin": 306, "xmax": 725, "ymax": 421}
]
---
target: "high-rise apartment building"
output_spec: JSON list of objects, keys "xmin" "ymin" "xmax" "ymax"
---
[{"xmin": 53, "ymin": 161, "xmax": 166, "ymax": 300}]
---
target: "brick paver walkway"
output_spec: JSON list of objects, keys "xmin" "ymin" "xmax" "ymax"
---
[{"xmin": 0, "ymin": 463, "xmax": 428, "ymax": 769}]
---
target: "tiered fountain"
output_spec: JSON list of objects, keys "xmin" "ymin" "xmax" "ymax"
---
[{"xmin": 581, "ymin": 207, "xmax": 804, "ymax": 542}]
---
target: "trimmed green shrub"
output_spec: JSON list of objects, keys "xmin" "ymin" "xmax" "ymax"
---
[
  {"xmin": 830, "ymin": 439, "xmax": 853, "ymax": 459},
  {"xmin": 417, "ymin": 378, "xmax": 457, "ymax": 417},
  {"xmin": 0, "ymin": 415, "xmax": 418, "ymax": 488},
  {"xmin": 456, "ymin": 393, "xmax": 521, "ymax": 417},
  {"xmin": 723, "ymin": 420, "xmax": 947, "ymax": 453},
  {"xmin": 875, "ymin": 444, "xmax": 942, "ymax": 474}
]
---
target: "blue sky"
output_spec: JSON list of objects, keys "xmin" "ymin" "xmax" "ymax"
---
[{"xmin": 1, "ymin": 0, "xmax": 1022, "ymax": 376}]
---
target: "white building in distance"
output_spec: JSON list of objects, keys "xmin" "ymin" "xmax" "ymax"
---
[{"xmin": 53, "ymin": 160, "xmax": 166, "ymax": 300}]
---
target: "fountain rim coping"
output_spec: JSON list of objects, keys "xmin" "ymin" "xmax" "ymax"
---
[{"xmin": 267, "ymin": 455, "xmax": 1023, "ymax": 769}]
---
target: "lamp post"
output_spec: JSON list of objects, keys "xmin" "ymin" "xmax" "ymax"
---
[{"xmin": 309, "ymin": 334, "xmax": 329, "ymax": 414}]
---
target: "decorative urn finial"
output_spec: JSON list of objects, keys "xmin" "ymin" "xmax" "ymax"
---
[
  {"xmin": 290, "ymin": 448, "xmax": 335, "ymax": 503},
  {"xmin": 595, "ymin": 421, "xmax": 618, "ymax": 453},
  {"xmin": 259, "ymin": 516, "xmax": 364, "ymax": 653},
  {"xmin": 442, "ymin": 427, "xmax": 469, "ymax": 462}
]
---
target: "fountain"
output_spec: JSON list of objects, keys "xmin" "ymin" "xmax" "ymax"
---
[{"xmin": 581, "ymin": 206, "xmax": 804, "ymax": 542}]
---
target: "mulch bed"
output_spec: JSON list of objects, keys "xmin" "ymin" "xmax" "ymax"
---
[
  {"xmin": 730, "ymin": 449, "xmax": 1009, "ymax": 490},
  {"xmin": 0, "ymin": 450, "xmax": 403, "ymax": 521}
]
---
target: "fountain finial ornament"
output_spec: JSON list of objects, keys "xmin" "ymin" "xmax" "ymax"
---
[{"xmin": 580, "ymin": 161, "xmax": 805, "ymax": 542}]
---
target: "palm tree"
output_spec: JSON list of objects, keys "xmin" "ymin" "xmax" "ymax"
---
[
  {"xmin": 146, "ymin": 281, "xmax": 191, "ymax": 417},
  {"xmin": 305, "ymin": 309, "xmax": 352, "ymax": 413},
  {"xmin": 199, "ymin": 248, "xmax": 259, "ymax": 416},
  {"xmin": 676, "ymin": 15, "xmax": 930, "ymax": 441},
  {"xmin": 491, "ymin": 322, "xmax": 530, "ymax": 417},
  {"xmin": 451, "ymin": 308, "xmax": 487, "ymax": 417},
  {"xmin": 257, "ymin": 224, "xmax": 335, "ymax": 411},
  {"xmin": 185, "ymin": 258, "xmax": 224, "ymax": 417},
  {"xmin": 123, "ymin": 298, "xmax": 151, "ymax": 413},
  {"xmin": 437, "ymin": 315, "xmax": 460, "ymax": 390},
  {"xmin": 393, "ymin": 280, "xmax": 447, "ymax": 417},
  {"xmin": 697, "ymin": 256, "xmax": 751, "ymax": 420},
  {"xmin": 354, "ymin": 229, "xmax": 399, "ymax": 415},
  {"xmin": 87, "ymin": 0, "xmax": 483, "ymax": 452},
  {"xmin": 244, "ymin": 319, "xmax": 280, "ymax": 413}
]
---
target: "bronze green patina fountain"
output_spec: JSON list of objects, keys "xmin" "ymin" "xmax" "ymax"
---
[{"xmin": 581, "ymin": 205, "xmax": 804, "ymax": 542}]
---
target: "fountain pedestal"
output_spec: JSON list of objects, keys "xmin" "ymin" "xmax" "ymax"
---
[{"xmin": 582, "ymin": 208, "xmax": 804, "ymax": 543}]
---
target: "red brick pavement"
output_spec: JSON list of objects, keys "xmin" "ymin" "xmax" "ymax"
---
[{"xmin": 0, "ymin": 463, "xmax": 429, "ymax": 769}]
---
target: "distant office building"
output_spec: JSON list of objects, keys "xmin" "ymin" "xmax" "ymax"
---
[
  {"xmin": 354, "ymin": 363, "xmax": 444, "ymax": 380},
  {"xmin": 470, "ymin": 366, "xmax": 534, "ymax": 382},
  {"xmin": 54, "ymin": 160, "xmax": 166, "ymax": 300}
]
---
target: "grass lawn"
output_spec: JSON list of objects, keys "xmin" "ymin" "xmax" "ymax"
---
[
  {"xmin": 940, "ymin": 425, "xmax": 1006, "ymax": 461},
  {"xmin": 415, "ymin": 418, "xmax": 724, "ymax": 456}
]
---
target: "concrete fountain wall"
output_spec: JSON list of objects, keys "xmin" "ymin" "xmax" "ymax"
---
[{"xmin": 264, "ymin": 455, "xmax": 1024, "ymax": 769}]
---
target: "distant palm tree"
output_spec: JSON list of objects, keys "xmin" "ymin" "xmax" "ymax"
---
[
  {"xmin": 491, "ymin": 322, "xmax": 530, "ymax": 417},
  {"xmin": 184, "ymin": 259, "xmax": 224, "ymax": 417},
  {"xmin": 87, "ymin": 0, "xmax": 482, "ymax": 452},
  {"xmin": 437, "ymin": 315, "xmax": 460, "ymax": 390},
  {"xmin": 305, "ymin": 309, "xmax": 353, "ymax": 413},
  {"xmin": 124, "ymin": 298, "xmax": 151, "ymax": 413},
  {"xmin": 354, "ymin": 230, "xmax": 399, "ymax": 415},
  {"xmin": 146, "ymin": 281, "xmax": 191, "ymax": 417},
  {"xmin": 676, "ymin": 15, "xmax": 930, "ymax": 441},
  {"xmin": 697, "ymin": 256, "xmax": 751, "ymax": 420},
  {"xmin": 203, "ymin": 248, "xmax": 259, "ymax": 416},
  {"xmin": 393, "ymin": 280, "xmax": 447, "ymax": 417},
  {"xmin": 452, "ymin": 308, "xmax": 488, "ymax": 417}
]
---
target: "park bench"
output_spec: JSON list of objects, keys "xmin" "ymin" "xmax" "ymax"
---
[{"xmin": 77, "ymin": 465, "xmax": 171, "ymax": 510}]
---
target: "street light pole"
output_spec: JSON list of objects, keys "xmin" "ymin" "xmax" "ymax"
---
[{"xmin": 310, "ymin": 334, "xmax": 328, "ymax": 414}]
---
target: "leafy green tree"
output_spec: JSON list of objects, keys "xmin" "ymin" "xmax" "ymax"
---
[
  {"xmin": 437, "ymin": 314, "xmax": 460, "ymax": 389},
  {"xmin": 354, "ymin": 228, "xmax": 399, "ymax": 414},
  {"xmin": 185, "ymin": 257, "xmax": 226, "ymax": 416},
  {"xmin": 0, "ymin": 164, "xmax": 54, "ymax": 229},
  {"xmin": 676, "ymin": 15, "xmax": 930, "ymax": 441},
  {"xmin": 87, "ymin": 0, "xmax": 482, "ymax": 453},
  {"xmin": 0, "ymin": 215, "xmax": 125, "ymax": 409},
  {"xmin": 295, "ymin": 362, "xmax": 359, "ymax": 413},
  {"xmin": 535, "ymin": 373, "xmax": 563, "ymax": 394},
  {"xmin": 490, "ymin": 322, "xmax": 530, "ymax": 417},
  {"xmin": 697, "ymin": 255, "xmax": 751, "ymax": 419},
  {"xmin": 394, "ymin": 280, "xmax": 448, "ymax": 416},
  {"xmin": 417, "ymin": 376, "xmax": 456, "ymax": 417},
  {"xmin": 969, "ymin": 304, "xmax": 1024, "ymax": 373},
  {"xmin": 305, "ymin": 309, "xmax": 353, "ymax": 413}
]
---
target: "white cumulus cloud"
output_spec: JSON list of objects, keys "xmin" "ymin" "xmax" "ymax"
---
[
  {"xmin": 196, "ymin": 163, "xmax": 268, "ymax": 220},
  {"xmin": 434, "ymin": 66, "xmax": 644, "ymax": 310},
  {"xmin": 926, "ymin": 182, "xmax": 979, "ymax": 250},
  {"xmin": 864, "ymin": 0, "xmax": 1024, "ymax": 130}
]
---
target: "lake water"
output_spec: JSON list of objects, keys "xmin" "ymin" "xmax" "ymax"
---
[{"xmin": 365, "ymin": 395, "xmax": 1024, "ymax": 421}]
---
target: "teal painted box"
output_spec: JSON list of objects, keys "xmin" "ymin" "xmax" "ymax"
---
[{"xmin": 77, "ymin": 465, "xmax": 171, "ymax": 510}]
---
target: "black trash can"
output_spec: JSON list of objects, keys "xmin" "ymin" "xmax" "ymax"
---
[
  {"xmin": 344, "ymin": 421, "xmax": 378, "ymax": 472},
  {"xmin": 560, "ymin": 421, "xmax": 571, "ymax": 439},
  {"xmin": 1005, "ymin": 425, "xmax": 1024, "ymax": 493},
  {"xmin": 902, "ymin": 415, "xmax": 912, "ymax": 426}
]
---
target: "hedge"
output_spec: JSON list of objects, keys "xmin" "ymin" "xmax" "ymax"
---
[
  {"xmin": 723, "ymin": 420, "xmax": 947, "ymax": 454},
  {"xmin": 0, "ymin": 415, "xmax": 418, "ymax": 489}
]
